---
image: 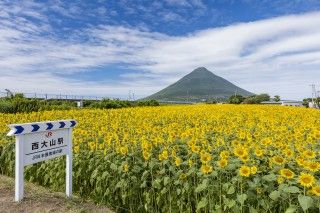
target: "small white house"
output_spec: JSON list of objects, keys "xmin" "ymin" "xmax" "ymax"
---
[
  {"xmin": 261, "ymin": 100, "xmax": 302, "ymax": 107},
  {"xmin": 309, "ymin": 102, "xmax": 319, "ymax": 109},
  {"xmin": 261, "ymin": 101, "xmax": 282, "ymax": 105},
  {"xmin": 280, "ymin": 100, "xmax": 303, "ymax": 107}
]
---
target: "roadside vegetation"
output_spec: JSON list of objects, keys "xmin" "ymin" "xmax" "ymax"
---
[
  {"xmin": 0, "ymin": 94, "xmax": 159, "ymax": 114},
  {"xmin": 228, "ymin": 93, "xmax": 271, "ymax": 104}
]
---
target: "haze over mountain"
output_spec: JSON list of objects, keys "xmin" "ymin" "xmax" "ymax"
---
[{"xmin": 143, "ymin": 67, "xmax": 254, "ymax": 102}]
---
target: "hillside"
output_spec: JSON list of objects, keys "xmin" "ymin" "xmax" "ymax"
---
[{"xmin": 143, "ymin": 67, "xmax": 254, "ymax": 102}]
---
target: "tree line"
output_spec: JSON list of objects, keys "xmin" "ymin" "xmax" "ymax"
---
[
  {"xmin": 228, "ymin": 93, "xmax": 274, "ymax": 104},
  {"xmin": 0, "ymin": 94, "xmax": 159, "ymax": 114}
]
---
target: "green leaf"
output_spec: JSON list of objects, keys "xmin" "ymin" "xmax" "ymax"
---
[
  {"xmin": 159, "ymin": 168, "xmax": 166, "ymax": 175},
  {"xmin": 142, "ymin": 170, "xmax": 149, "ymax": 180},
  {"xmin": 225, "ymin": 199, "xmax": 236, "ymax": 209},
  {"xmin": 110, "ymin": 163, "xmax": 117, "ymax": 171},
  {"xmin": 215, "ymin": 205, "xmax": 222, "ymax": 212},
  {"xmin": 298, "ymin": 195, "xmax": 313, "ymax": 211},
  {"xmin": 211, "ymin": 171, "xmax": 218, "ymax": 177},
  {"xmin": 177, "ymin": 188, "xmax": 181, "ymax": 195},
  {"xmin": 174, "ymin": 180, "xmax": 181, "ymax": 185},
  {"xmin": 269, "ymin": 190, "xmax": 280, "ymax": 201},
  {"xmin": 164, "ymin": 176, "xmax": 170, "ymax": 186},
  {"xmin": 195, "ymin": 179, "xmax": 208, "ymax": 193},
  {"xmin": 262, "ymin": 174, "xmax": 276, "ymax": 182},
  {"xmin": 249, "ymin": 207, "xmax": 258, "ymax": 213},
  {"xmin": 101, "ymin": 171, "xmax": 109, "ymax": 179},
  {"xmin": 197, "ymin": 197, "xmax": 207, "ymax": 210},
  {"xmin": 149, "ymin": 160, "xmax": 156, "ymax": 169},
  {"xmin": 227, "ymin": 186, "xmax": 235, "ymax": 194},
  {"xmin": 285, "ymin": 205, "xmax": 297, "ymax": 213},
  {"xmin": 237, "ymin": 194, "xmax": 247, "ymax": 205},
  {"xmin": 152, "ymin": 179, "xmax": 161, "ymax": 189},
  {"xmin": 183, "ymin": 182, "xmax": 190, "ymax": 191},
  {"xmin": 160, "ymin": 187, "xmax": 168, "ymax": 195},
  {"xmin": 283, "ymin": 186, "xmax": 300, "ymax": 194},
  {"xmin": 140, "ymin": 181, "xmax": 147, "ymax": 188},
  {"xmin": 90, "ymin": 169, "xmax": 99, "ymax": 184},
  {"xmin": 222, "ymin": 182, "xmax": 230, "ymax": 190},
  {"xmin": 115, "ymin": 180, "xmax": 124, "ymax": 188},
  {"xmin": 145, "ymin": 192, "xmax": 151, "ymax": 204}
]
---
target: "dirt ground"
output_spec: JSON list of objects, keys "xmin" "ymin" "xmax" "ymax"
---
[{"xmin": 0, "ymin": 175, "xmax": 113, "ymax": 213}]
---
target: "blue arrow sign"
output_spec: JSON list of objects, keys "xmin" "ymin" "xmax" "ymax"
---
[
  {"xmin": 14, "ymin": 126, "xmax": 24, "ymax": 134},
  {"xmin": 46, "ymin": 123, "xmax": 53, "ymax": 130},
  {"xmin": 70, "ymin": 121, "xmax": 76, "ymax": 127},
  {"xmin": 31, "ymin": 124, "xmax": 40, "ymax": 132},
  {"xmin": 59, "ymin": 122, "xmax": 66, "ymax": 128}
]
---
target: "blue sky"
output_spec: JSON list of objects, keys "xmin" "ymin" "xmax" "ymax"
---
[{"xmin": 0, "ymin": 0, "xmax": 320, "ymax": 100}]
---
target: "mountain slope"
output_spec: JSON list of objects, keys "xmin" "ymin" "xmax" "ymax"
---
[{"xmin": 143, "ymin": 67, "xmax": 253, "ymax": 102}]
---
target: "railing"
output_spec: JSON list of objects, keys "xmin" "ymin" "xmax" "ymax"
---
[
  {"xmin": 0, "ymin": 92, "xmax": 105, "ymax": 101},
  {"xmin": 159, "ymin": 100, "xmax": 195, "ymax": 104}
]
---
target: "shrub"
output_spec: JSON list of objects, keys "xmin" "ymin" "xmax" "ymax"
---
[{"xmin": 0, "ymin": 100, "xmax": 15, "ymax": 113}]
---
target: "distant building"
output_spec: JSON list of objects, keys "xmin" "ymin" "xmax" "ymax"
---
[
  {"xmin": 260, "ymin": 101, "xmax": 282, "ymax": 105},
  {"xmin": 261, "ymin": 100, "xmax": 303, "ymax": 107},
  {"xmin": 281, "ymin": 100, "xmax": 303, "ymax": 107},
  {"xmin": 309, "ymin": 101, "xmax": 319, "ymax": 109}
]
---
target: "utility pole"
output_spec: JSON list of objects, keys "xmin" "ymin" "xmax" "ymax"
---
[
  {"xmin": 309, "ymin": 84, "xmax": 316, "ymax": 104},
  {"xmin": 187, "ymin": 90, "xmax": 190, "ymax": 103},
  {"xmin": 5, "ymin": 89, "xmax": 13, "ymax": 98},
  {"xmin": 128, "ymin": 90, "xmax": 132, "ymax": 101}
]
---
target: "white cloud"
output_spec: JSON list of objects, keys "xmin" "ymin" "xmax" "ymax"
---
[
  {"xmin": 165, "ymin": 0, "xmax": 191, "ymax": 7},
  {"xmin": 0, "ymin": 1, "xmax": 319, "ymax": 100},
  {"xmin": 165, "ymin": 0, "xmax": 206, "ymax": 8}
]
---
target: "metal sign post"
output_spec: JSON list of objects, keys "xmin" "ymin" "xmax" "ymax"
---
[{"xmin": 7, "ymin": 119, "xmax": 77, "ymax": 202}]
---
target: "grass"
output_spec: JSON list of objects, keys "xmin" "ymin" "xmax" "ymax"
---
[{"xmin": 0, "ymin": 175, "xmax": 113, "ymax": 213}]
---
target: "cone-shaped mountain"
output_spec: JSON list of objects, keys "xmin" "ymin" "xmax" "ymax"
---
[{"xmin": 143, "ymin": 67, "xmax": 254, "ymax": 102}]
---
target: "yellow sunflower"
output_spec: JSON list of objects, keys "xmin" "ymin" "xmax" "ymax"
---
[
  {"xmin": 234, "ymin": 147, "xmax": 247, "ymax": 157},
  {"xmin": 239, "ymin": 165, "xmax": 251, "ymax": 177},
  {"xmin": 311, "ymin": 185, "xmax": 320, "ymax": 196},
  {"xmin": 240, "ymin": 154, "xmax": 250, "ymax": 162},
  {"xmin": 277, "ymin": 177, "xmax": 284, "ymax": 184},
  {"xmin": 200, "ymin": 152, "xmax": 212, "ymax": 164},
  {"xmin": 298, "ymin": 172, "xmax": 315, "ymax": 188},
  {"xmin": 307, "ymin": 162, "xmax": 319, "ymax": 172},
  {"xmin": 201, "ymin": 164, "xmax": 213, "ymax": 174},
  {"xmin": 217, "ymin": 159, "xmax": 228, "ymax": 168},
  {"xmin": 254, "ymin": 149, "xmax": 264, "ymax": 157},
  {"xmin": 303, "ymin": 150, "xmax": 316, "ymax": 159},
  {"xmin": 250, "ymin": 166, "xmax": 258, "ymax": 175},
  {"xmin": 272, "ymin": 156, "xmax": 285, "ymax": 165},
  {"xmin": 123, "ymin": 163, "xmax": 129, "ymax": 172},
  {"xmin": 175, "ymin": 157, "xmax": 182, "ymax": 167},
  {"xmin": 219, "ymin": 150, "xmax": 230, "ymax": 159},
  {"xmin": 279, "ymin": 168, "xmax": 295, "ymax": 179}
]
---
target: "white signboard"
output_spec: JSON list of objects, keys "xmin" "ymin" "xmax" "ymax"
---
[
  {"xmin": 23, "ymin": 129, "xmax": 69, "ymax": 166},
  {"xmin": 7, "ymin": 119, "xmax": 77, "ymax": 202}
]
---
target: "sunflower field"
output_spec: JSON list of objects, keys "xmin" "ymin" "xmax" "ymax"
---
[{"xmin": 0, "ymin": 105, "xmax": 320, "ymax": 212}]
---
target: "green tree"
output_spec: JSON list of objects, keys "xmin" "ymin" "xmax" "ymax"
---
[
  {"xmin": 243, "ymin": 96, "xmax": 258, "ymax": 104},
  {"xmin": 274, "ymin": 95, "xmax": 280, "ymax": 102},
  {"xmin": 242, "ymin": 93, "xmax": 271, "ymax": 104},
  {"xmin": 255, "ymin": 93, "xmax": 270, "ymax": 103},
  {"xmin": 302, "ymin": 98, "xmax": 320, "ymax": 108},
  {"xmin": 229, "ymin": 94, "xmax": 245, "ymax": 104},
  {"xmin": 302, "ymin": 98, "xmax": 311, "ymax": 108}
]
